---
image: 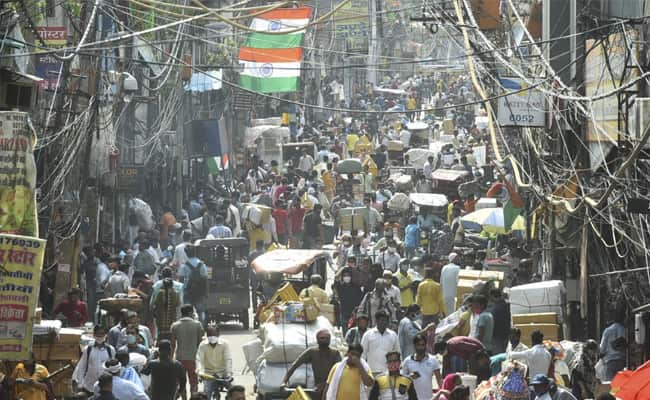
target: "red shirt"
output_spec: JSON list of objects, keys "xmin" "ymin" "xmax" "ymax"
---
[
  {"xmin": 273, "ymin": 209, "xmax": 289, "ymax": 235},
  {"xmin": 273, "ymin": 185, "xmax": 289, "ymax": 205},
  {"xmin": 53, "ymin": 300, "xmax": 88, "ymax": 327},
  {"xmin": 289, "ymin": 207, "xmax": 306, "ymax": 233}
]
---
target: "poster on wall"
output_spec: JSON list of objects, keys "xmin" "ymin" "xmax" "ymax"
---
[
  {"xmin": 0, "ymin": 234, "xmax": 45, "ymax": 360},
  {"xmin": 0, "ymin": 111, "xmax": 38, "ymax": 237}
]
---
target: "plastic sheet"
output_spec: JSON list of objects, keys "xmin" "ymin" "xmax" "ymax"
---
[
  {"xmin": 258, "ymin": 317, "xmax": 337, "ymax": 363},
  {"xmin": 255, "ymin": 360, "xmax": 315, "ymax": 394}
]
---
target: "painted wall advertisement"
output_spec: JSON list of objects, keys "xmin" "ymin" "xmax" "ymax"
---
[
  {"xmin": 335, "ymin": 0, "xmax": 368, "ymax": 52},
  {"xmin": 497, "ymin": 77, "xmax": 546, "ymax": 127},
  {"xmin": 0, "ymin": 111, "xmax": 38, "ymax": 237},
  {"xmin": 0, "ymin": 234, "xmax": 45, "ymax": 360},
  {"xmin": 35, "ymin": 27, "xmax": 67, "ymax": 90}
]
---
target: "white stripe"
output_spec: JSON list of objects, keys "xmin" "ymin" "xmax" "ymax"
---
[
  {"xmin": 249, "ymin": 18, "xmax": 309, "ymax": 33},
  {"xmin": 240, "ymin": 60, "xmax": 302, "ymax": 78}
]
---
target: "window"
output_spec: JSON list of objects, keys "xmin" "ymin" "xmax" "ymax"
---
[{"xmin": 5, "ymin": 84, "xmax": 32, "ymax": 109}]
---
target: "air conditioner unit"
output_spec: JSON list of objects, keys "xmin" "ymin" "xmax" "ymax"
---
[{"xmin": 632, "ymin": 97, "xmax": 650, "ymax": 148}]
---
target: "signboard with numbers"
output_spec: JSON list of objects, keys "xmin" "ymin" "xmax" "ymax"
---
[
  {"xmin": 0, "ymin": 234, "xmax": 45, "ymax": 360},
  {"xmin": 117, "ymin": 165, "xmax": 144, "ymax": 192},
  {"xmin": 497, "ymin": 77, "xmax": 546, "ymax": 127}
]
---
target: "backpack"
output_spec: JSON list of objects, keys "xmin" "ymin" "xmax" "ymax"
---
[
  {"xmin": 184, "ymin": 262, "xmax": 207, "ymax": 302},
  {"xmin": 84, "ymin": 345, "xmax": 114, "ymax": 377}
]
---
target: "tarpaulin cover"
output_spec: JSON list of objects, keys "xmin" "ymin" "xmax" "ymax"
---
[
  {"xmin": 252, "ymin": 249, "xmax": 327, "ymax": 274},
  {"xmin": 611, "ymin": 360, "xmax": 650, "ymax": 400}
]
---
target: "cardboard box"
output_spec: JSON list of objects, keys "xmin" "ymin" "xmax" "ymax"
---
[
  {"xmin": 514, "ymin": 323, "xmax": 561, "ymax": 346},
  {"xmin": 456, "ymin": 279, "xmax": 476, "ymax": 304},
  {"xmin": 287, "ymin": 386, "xmax": 311, "ymax": 400},
  {"xmin": 57, "ymin": 328, "xmax": 84, "ymax": 344},
  {"xmin": 512, "ymin": 313, "xmax": 558, "ymax": 325},
  {"xmin": 458, "ymin": 269, "xmax": 505, "ymax": 283},
  {"xmin": 33, "ymin": 343, "xmax": 81, "ymax": 361}
]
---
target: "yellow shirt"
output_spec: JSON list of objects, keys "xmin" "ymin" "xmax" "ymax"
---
[
  {"xmin": 451, "ymin": 309, "xmax": 471, "ymax": 336},
  {"xmin": 300, "ymin": 284, "xmax": 329, "ymax": 305},
  {"xmin": 407, "ymin": 97, "xmax": 416, "ymax": 110},
  {"xmin": 415, "ymin": 279, "xmax": 446, "ymax": 316},
  {"xmin": 322, "ymin": 172, "xmax": 335, "ymax": 195},
  {"xmin": 248, "ymin": 225, "xmax": 267, "ymax": 251},
  {"xmin": 326, "ymin": 362, "xmax": 373, "ymax": 400},
  {"xmin": 12, "ymin": 363, "xmax": 49, "ymax": 400},
  {"xmin": 397, "ymin": 272, "xmax": 414, "ymax": 307},
  {"xmin": 362, "ymin": 158, "xmax": 378, "ymax": 179},
  {"xmin": 346, "ymin": 134, "xmax": 360, "ymax": 152}
]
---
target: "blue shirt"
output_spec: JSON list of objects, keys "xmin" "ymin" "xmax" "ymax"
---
[
  {"xmin": 207, "ymin": 224, "xmax": 232, "ymax": 238},
  {"xmin": 120, "ymin": 366, "xmax": 145, "ymax": 391},
  {"xmin": 600, "ymin": 322, "xmax": 626, "ymax": 362},
  {"xmin": 178, "ymin": 257, "xmax": 208, "ymax": 282},
  {"xmin": 404, "ymin": 224, "xmax": 420, "ymax": 248}
]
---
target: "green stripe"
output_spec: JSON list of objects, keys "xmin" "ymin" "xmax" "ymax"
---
[
  {"xmin": 240, "ymin": 75, "xmax": 299, "ymax": 93},
  {"xmin": 243, "ymin": 33, "xmax": 304, "ymax": 49}
]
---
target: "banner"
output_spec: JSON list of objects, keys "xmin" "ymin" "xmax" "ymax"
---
[
  {"xmin": 335, "ymin": 0, "xmax": 368, "ymax": 53},
  {"xmin": 0, "ymin": 111, "xmax": 38, "ymax": 236},
  {"xmin": 0, "ymin": 234, "xmax": 45, "ymax": 360}
]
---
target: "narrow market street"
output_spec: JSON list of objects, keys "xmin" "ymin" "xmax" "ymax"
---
[{"xmin": 3, "ymin": 0, "xmax": 650, "ymax": 400}]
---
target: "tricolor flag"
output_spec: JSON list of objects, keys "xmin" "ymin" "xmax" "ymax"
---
[{"xmin": 239, "ymin": 7, "xmax": 312, "ymax": 93}]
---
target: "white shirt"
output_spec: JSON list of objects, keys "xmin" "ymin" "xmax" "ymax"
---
[
  {"xmin": 510, "ymin": 344, "xmax": 552, "ymax": 378},
  {"xmin": 72, "ymin": 343, "xmax": 115, "ymax": 392},
  {"xmin": 400, "ymin": 130, "xmax": 412, "ymax": 147},
  {"xmin": 96, "ymin": 262, "xmax": 111, "ymax": 290},
  {"xmin": 226, "ymin": 205, "xmax": 242, "ymax": 237},
  {"xmin": 298, "ymin": 154, "xmax": 315, "ymax": 172},
  {"xmin": 94, "ymin": 376, "xmax": 149, "ymax": 400},
  {"xmin": 440, "ymin": 263, "xmax": 460, "ymax": 303},
  {"xmin": 423, "ymin": 161, "xmax": 433, "ymax": 179},
  {"xmin": 385, "ymin": 285, "xmax": 401, "ymax": 307},
  {"xmin": 360, "ymin": 328, "xmax": 401, "ymax": 374},
  {"xmin": 380, "ymin": 252, "xmax": 401, "ymax": 273},
  {"xmin": 173, "ymin": 242, "xmax": 190, "ymax": 267},
  {"xmin": 401, "ymin": 354, "xmax": 441, "ymax": 400}
]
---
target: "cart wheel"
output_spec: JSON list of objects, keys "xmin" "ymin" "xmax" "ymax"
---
[{"xmin": 241, "ymin": 309, "xmax": 250, "ymax": 330}]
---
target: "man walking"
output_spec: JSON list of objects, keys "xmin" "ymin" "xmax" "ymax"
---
[
  {"xmin": 179, "ymin": 244, "xmax": 208, "ymax": 322},
  {"xmin": 402, "ymin": 334, "xmax": 443, "ymax": 400},
  {"xmin": 73, "ymin": 325, "xmax": 115, "ymax": 394},
  {"xmin": 282, "ymin": 330, "xmax": 342, "ymax": 398},
  {"xmin": 359, "ymin": 279, "xmax": 397, "ymax": 327},
  {"xmin": 141, "ymin": 340, "xmax": 187, "ymax": 400},
  {"xmin": 171, "ymin": 304, "xmax": 204, "ymax": 394},
  {"xmin": 323, "ymin": 344, "xmax": 374, "ymax": 400},
  {"xmin": 361, "ymin": 310, "xmax": 401, "ymax": 376},
  {"xmin": 416, "ymin": 268, "xmax": 446, "ymax": 326},
  {"xmin": 440, "ymin": 252, "xmax": 461, "ymax": 315},
  {"xmin": 599, "ymin": 314, "xmax": 627, "ymax": 381},
  {"xmin": 397, "ymin": 304, "xmax": 422, "ymax": 360},
  {"xmin": 368, "ymin": 352, "xmax": 418, "ymax": 400}
]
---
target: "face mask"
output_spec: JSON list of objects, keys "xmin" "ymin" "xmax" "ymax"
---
[
  {"xmin": 94, "ymin": 336, "xmax": 106, "ymax": 345},
  {"xmin": 387, "ymin": 247, "xmax": 396, "ymax": 254},
  {"xmin": 127, "ymin": 335, "xmax": 137, "ymax": 345},
  {"xmin": 208, "ymin": 336, "xmax": 219, "ymax": 344},
  {"xmin": 343, "ymin": 241, "xmax": 351, "ymax": 247},
  {"xmin": 343, "ymin": 276, "xmax": 352, "ymax": 284}
]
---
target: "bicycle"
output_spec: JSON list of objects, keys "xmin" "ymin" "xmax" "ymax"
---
[{"xmin": 199, "ymin": 373, "xmax": 234, "ymax": 400}]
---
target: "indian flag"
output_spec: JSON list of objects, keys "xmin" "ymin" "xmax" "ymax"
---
[{"xmin": 239, "ymin": 7, "xmax": 312, "ymax": 93}]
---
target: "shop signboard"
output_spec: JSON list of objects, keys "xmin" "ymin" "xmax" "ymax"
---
[{"xmin": 0, "ymin": 234, "xmax": 45, "ymax": 360}]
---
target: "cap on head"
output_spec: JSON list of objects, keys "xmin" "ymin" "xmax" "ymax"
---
[{"xmin": 530, "ymin": 374, "xmax": 550, "ymax": 385}]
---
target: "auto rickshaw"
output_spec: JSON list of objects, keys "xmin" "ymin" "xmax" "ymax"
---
[
  {"xmin": 409, "ymin": 193, "xmax": 449, "ymax": 251},
  {"xmin": 430, "ymin": 168, "xmax": 472, "ymax": 198},
  {"xmin": 195, "ymin": 237, "xmax": 251, "ymax": 329},
  {"xmin": 251, "ymin": 249, "xmax": 330, "ymax": 327},
  {"xmin": 406, "ymin": 121, "xmax": 431, "ymax": 148}
]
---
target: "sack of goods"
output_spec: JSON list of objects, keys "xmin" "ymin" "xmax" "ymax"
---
[
  {"xmin": 258, "ymin": 316, "xmax": 339, "ymax": 363},
  {"xmin": 393, "ymin": 175, "xmax": 413, "ymax": 192},
  {"xmin": 387, "ymin": 193, "xmax": 410, "ymax": 211},
  {"xmin": 256, "ymin": 360, "xmax": 315, "ymax": 394}
]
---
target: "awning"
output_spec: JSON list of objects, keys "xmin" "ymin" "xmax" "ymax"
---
[
  {"xmin": 251, "ymin": 249, "xmax": 327, "ymax": 274},
  {"xmin": 0, "ymin": 67, "xmax": 43, "ymax": 83},
  {"xmin": 184, "ymin": 70, "xmax": 223, "ymax": 92}
]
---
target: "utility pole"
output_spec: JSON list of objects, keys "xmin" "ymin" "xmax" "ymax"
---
[{"xmin": 367, "ymin": 0, "xmax": 381, "ymax": 85}]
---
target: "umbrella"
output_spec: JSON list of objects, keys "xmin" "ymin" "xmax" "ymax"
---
[
  {"xmin": 611, "ymin": 360, "xmax": 650, "ymax": 400},
  {"xmin": 461, "ymin": 207, "xmax": 525, "ymax": 234}
]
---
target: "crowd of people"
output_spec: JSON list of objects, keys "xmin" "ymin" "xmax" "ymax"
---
[{"xmin": 15, "ymin": 73, "xmax": 628, "ymax": 400}]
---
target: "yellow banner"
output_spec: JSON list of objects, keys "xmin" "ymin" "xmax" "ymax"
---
[
  {"xmin": 0, "ymin": 234, "xmax": 45, "ymax": 360},
  {"xmin": 0, "ymin": 111, "xmax": 38, "ymax": 237}
]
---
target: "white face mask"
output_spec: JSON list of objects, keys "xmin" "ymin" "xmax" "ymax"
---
[
  {"xmin": 342, "ymin": 276, "xmax": 352, "ymax": 284},
  {"xmin": 387, "ymin": 247, "xmax": 396, "ymax": 254},
  {"xmin": 207, "ymin": 336, "xmax": 219, "ymax": 344}
]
